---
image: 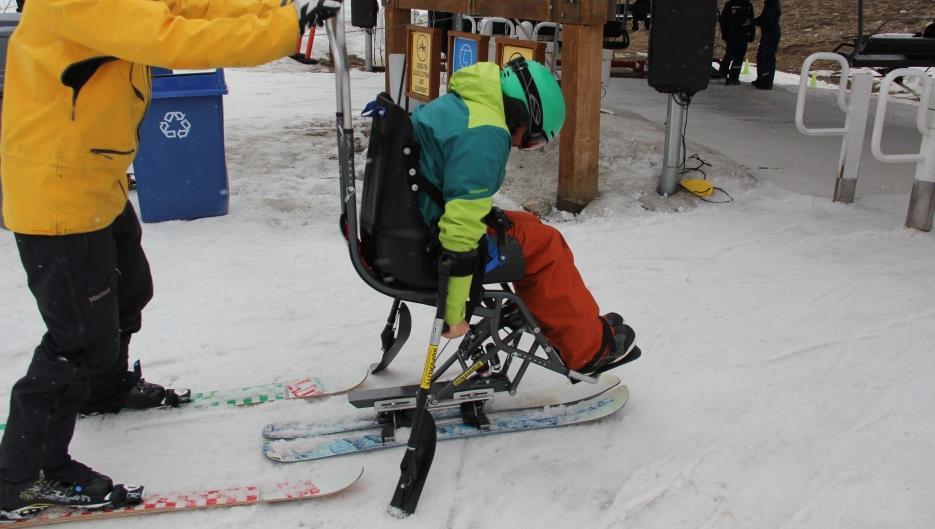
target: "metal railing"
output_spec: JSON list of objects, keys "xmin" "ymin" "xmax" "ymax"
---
[
  {"xmin": 795, "ymin": 52, "xmax": 874, "ymax": 203},
  {"xmin": 796, "ymin": 51, "xmax": 935, "ymax": 231},
  {"xmin": 871, "ymin": 69, "xmax": 935, "ymax": 231}
]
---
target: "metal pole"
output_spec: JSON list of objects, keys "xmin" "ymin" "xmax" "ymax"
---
[
  {"xmin": 335, "ymin": 17, "xmax": 353, "ymax": 131},
  {"xmin": 870, "ymin": 69, "xmax": 935, "ymax": 232},
  {"xmin": 365, "ymin": 29, "xmax": 374, "ymax": 72},
  {"xmin": 659, "ymin": 95, "xmax": 686, "ymax": 196},
  {"xmin": 857, "ymin": 0, "xmax": 865, "ymax": 51},
  {"xmin": 833, "ymin": 72, "xmax": 874, "ymax": 203},
  {"xmin": 905, "ymin": 87, "xmax": 935, "ymax": 231}
]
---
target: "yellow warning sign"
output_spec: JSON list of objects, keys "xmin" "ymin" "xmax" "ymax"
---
[
  {"xmin": 410, "ymin": 33, "xmax": 432, "ymax": 98},
  {"xmin": 501, "ymin": 45, "xmax": 536, "ymax": 67},
  {"xmin": 406, "ymin": 26, "xmax": 442, "ymax": 102},
  {"xmin": 495, "ymin": 38, "xmax": 546, "ymax": 68}
]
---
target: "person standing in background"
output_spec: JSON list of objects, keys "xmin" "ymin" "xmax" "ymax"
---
[
  {"xmin": 630, "ymin": 0, "xmax": 652, "ymax": 31},
  {"xmin": 753, "ymin": 0, "xmax": 781, "ymax": 89},
  {"xmin": 718, "ymin": 0, "xmax": 756, "ymax": 85}
]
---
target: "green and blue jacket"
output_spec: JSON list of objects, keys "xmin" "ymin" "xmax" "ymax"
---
[{"xmin": 411, "ymin": 62, "xmax": 512, "ymax": 324}]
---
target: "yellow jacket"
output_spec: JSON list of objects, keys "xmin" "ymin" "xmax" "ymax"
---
[{"xmin": 1, "ymin": 0, "xmax": 298, "ymax": 234}]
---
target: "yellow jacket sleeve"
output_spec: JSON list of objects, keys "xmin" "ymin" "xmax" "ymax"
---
[
  {"xmin": 438, "ymin": 197, "xmax": 492, "ymax": 325},
  {"xmin": 159, "ymin": 0, "xmax": 284, "ymax": 19},
  {"xmin": 44, "ymin": 0, "xmax": 298, "ymax": 69}
]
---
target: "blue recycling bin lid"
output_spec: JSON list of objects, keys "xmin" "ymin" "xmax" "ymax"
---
[
  {"xmin": 0, "ymin": 13, "xmax": 21, "ymax": 27},
  {"xmin": 151, "ymin": 69, "xmax": 228, "ymax": 100}
]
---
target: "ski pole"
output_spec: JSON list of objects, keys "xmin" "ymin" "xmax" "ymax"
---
[
  {"xmin": 304, "ymin": 27, "xmax": 317, "ymax": 62},
  {"xmin": 390, "ymin": 254, "xmax": 452, "ymax": 515}
]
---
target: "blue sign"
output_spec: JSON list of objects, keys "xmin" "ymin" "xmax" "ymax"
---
[{"xmin": 452, "ymin": 37, "xmax": 480, "ymax": 73}]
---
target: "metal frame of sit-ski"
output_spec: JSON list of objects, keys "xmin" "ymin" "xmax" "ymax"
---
[{"xmin": 325, "ymin": 17, "xmax": 602, "ymax": 436}]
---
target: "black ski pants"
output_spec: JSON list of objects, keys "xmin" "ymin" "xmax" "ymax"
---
[
  {"xmin": 720, "ymin": 39, "xmax": 749, "ymax": 82},
  {"xmin": 0, "ymin": 201, "xmax": 152, "ymax": 484},
  {"xmin": 755, "ymin": 28, "xmax": 781, "ymax": 86}
]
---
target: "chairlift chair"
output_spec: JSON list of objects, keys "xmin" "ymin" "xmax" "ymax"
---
[{"xmin": 835, "ymin": 0, "xmax": 935, "ymax": 68}]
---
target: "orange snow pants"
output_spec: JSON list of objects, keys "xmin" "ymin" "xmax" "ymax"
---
[{"xmin": 494, "ymin": 210, "xmax": 604, "ymax": 370}]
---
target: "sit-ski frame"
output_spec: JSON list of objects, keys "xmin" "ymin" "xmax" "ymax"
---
[{"xmin": 326, "ymin": 21, "xmax": 599, "ymax": 438}]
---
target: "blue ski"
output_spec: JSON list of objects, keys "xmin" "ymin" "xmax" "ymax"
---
[
  {"xmin": 262, "ymin": 373, "xmax": 622, "ymax": 440},
  {"xmin": 262, "ymin": 384, "xmax": 628, "ymax": 463}
]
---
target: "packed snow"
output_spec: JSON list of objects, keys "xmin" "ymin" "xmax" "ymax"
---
[{"xmin": 2, "ymin": 14, "xmax": 934, "ymax": 529}]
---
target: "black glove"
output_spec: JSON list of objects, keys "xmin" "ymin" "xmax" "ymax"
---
[{"xmin": 294, "ymin": 0, "xmax": 343, "ymax": 32}]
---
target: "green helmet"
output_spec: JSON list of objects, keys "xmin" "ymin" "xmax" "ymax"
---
[{"xmin": 500, "ymin": 58, "xmax": 566, "ymax": 147}]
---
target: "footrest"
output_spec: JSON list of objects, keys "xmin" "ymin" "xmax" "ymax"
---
[
  {"xmin": 590, "ymin": 346, "xmax": 642, "ymax": 377},
  {"xmin": 348, "ymin": 376, "xmax": 511, "ymax": 410}
]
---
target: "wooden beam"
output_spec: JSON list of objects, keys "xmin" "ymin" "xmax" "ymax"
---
[
  {"xmin": 384, "ymin": 5, "xmax": 412, "ymax": 93},
  {"xmin": 391, "ymin": 0, "xmax": 613, "ymax": 24},
  {"xmin": 556, "ymin": 23, "xmax": 603, "ymax": 213},
  {"xmin": 471, "ymin": 0, "xmax": 551, "ymax": 21},
  {"xmin": 398, "ymin": 0, "xmax": 469, "ymax": 12}
]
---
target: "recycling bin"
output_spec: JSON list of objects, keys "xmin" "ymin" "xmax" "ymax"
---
[
  {"xmin": 1, "ymin": 13, "xmax": 20, "ymax": 94},
  {"xmin": 133, "ymin": 68, "xmax": 229, "ymax": 223}
]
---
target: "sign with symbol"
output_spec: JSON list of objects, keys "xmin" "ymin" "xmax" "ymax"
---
[
  {"xmin": 159, "ymin": 111, "xmax": 192, "ymax": 139},
  {"xmin": 495, "ymin": 37, "xmax": 546, "ymax": 68},
  {"xmin": 406, "ymin": 26, "xmax": 442, "ymax": 102},
  {"xmin": 447, "ymin": 32, "xmax": 490, "ymax": 76}
]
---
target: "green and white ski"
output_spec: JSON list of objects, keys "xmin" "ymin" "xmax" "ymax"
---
[{"xmin": 0, "ymin": 369, "xmax": 368, "ymax": 433}]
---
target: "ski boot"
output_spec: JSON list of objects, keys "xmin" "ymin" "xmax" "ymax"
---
[
  {"xmin": 0, "ymin": 461, "xmax": 143, "ymax": 520},
  {"xmin": 578, "ymin": 313, "xmax": 642, "ymax": 377},
  {"xmin": 79, "ymin": 361, "xmax": 192, "ymax": 415},
  {"xmin": 124, "ymin": 361, "xmax": 192, "ymax": 409}
]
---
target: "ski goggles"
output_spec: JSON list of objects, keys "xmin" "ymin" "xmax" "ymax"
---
[{"xmin": 505, "ymin": 57, "xmax": 548, "ymax": 151}]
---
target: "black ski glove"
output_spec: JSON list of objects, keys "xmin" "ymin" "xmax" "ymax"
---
[{"xmin": 294, "ymin": 0, "xmax": 343, "ymax": 32}]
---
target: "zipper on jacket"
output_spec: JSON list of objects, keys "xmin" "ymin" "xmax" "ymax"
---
[
  {"xmin": 128, "ymin": 63, "xmax": 145, "ymax": 101},
  {"xmin": 61, "ymin": 56, "xmax": 117, "ymax": 121},
  {"xmin": 135, "ymin": 65, "xmax": 153, "ymax": 144},
  {"xmin": 90, "ymin": 148, "xmax": 136, "ymax": 160}
]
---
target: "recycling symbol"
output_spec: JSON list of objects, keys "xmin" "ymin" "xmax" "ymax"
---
[{"xmin": 159, "ymin": 111, "xmax": 192, "ymax": 139}]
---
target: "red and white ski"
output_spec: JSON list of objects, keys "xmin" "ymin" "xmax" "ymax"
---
[{"xmin": 0, "ymin": 466, "xmax": 363, "ymax": 527}]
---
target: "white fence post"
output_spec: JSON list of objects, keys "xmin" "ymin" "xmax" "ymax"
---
[
  {"xmin": 795, "ymin": 52, "xmax": 873, "ymax": 203},
  {"xmin": 871, "ymin": 69, "xmax": 935, "ymax": 232}
]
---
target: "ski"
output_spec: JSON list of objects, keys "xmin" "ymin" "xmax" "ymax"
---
[
  {"xmin": 187, "ymin": 369, "xmax": 368, "ymax": 408},
  {"xmin": 263, "ymin": 383, "xmax": 629, "ymax": 463},
  {"xmin": 263, "ymin": 373, "xmax": 622, "ymax": 440},
  {"xmin": 0, "ymin": 369, "xmax": 369, "ymax": 434},
  {"xmin": 0, "ymin": 466, "xmax": 363, "ymax": 527}
]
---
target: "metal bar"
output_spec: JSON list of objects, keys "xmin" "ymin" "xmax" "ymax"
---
[
  {"xmin": 365, "ymin": 29, "xmax": 374, "ymax": 71},
  {"xmin": 870, "ymin": 69, "xmax": 935, "ymax": 231},
  {"xmin": 795, "ymin": 53, "xmax": 852, "ymax": 135},
  {"xmin": 658, "ymin": 95, "xmax": 686, "ymax": 196},
  {"xmin": 834, "ymin": 73, "xmax": 874, "ymax": 203},
  {"xmin": 857, "ymin": 0, "xmax": 865, "ymax": 51}
]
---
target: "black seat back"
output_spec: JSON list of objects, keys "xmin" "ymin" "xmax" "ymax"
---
[{"xmin": 360, "ymin": 93, "xmax": 438, "ymax": 290}]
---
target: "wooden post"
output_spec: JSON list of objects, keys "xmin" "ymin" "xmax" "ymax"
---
[
  {"xmin": 384, "ymin": 4, "xmax": 412, "ymax": 93},
  {"xmin": 556, "ymin": 23, "xmax": 603, "ymax": 213}
]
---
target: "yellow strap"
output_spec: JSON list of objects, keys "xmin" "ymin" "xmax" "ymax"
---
[{"xmin": 680, "ymin": 178, "xmax": 714, "ymax": 198}]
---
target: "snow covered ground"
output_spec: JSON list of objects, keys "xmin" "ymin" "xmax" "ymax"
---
[{"xmin": 2, "ymin": 22, "xmax": 935, "ymax": 529}]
